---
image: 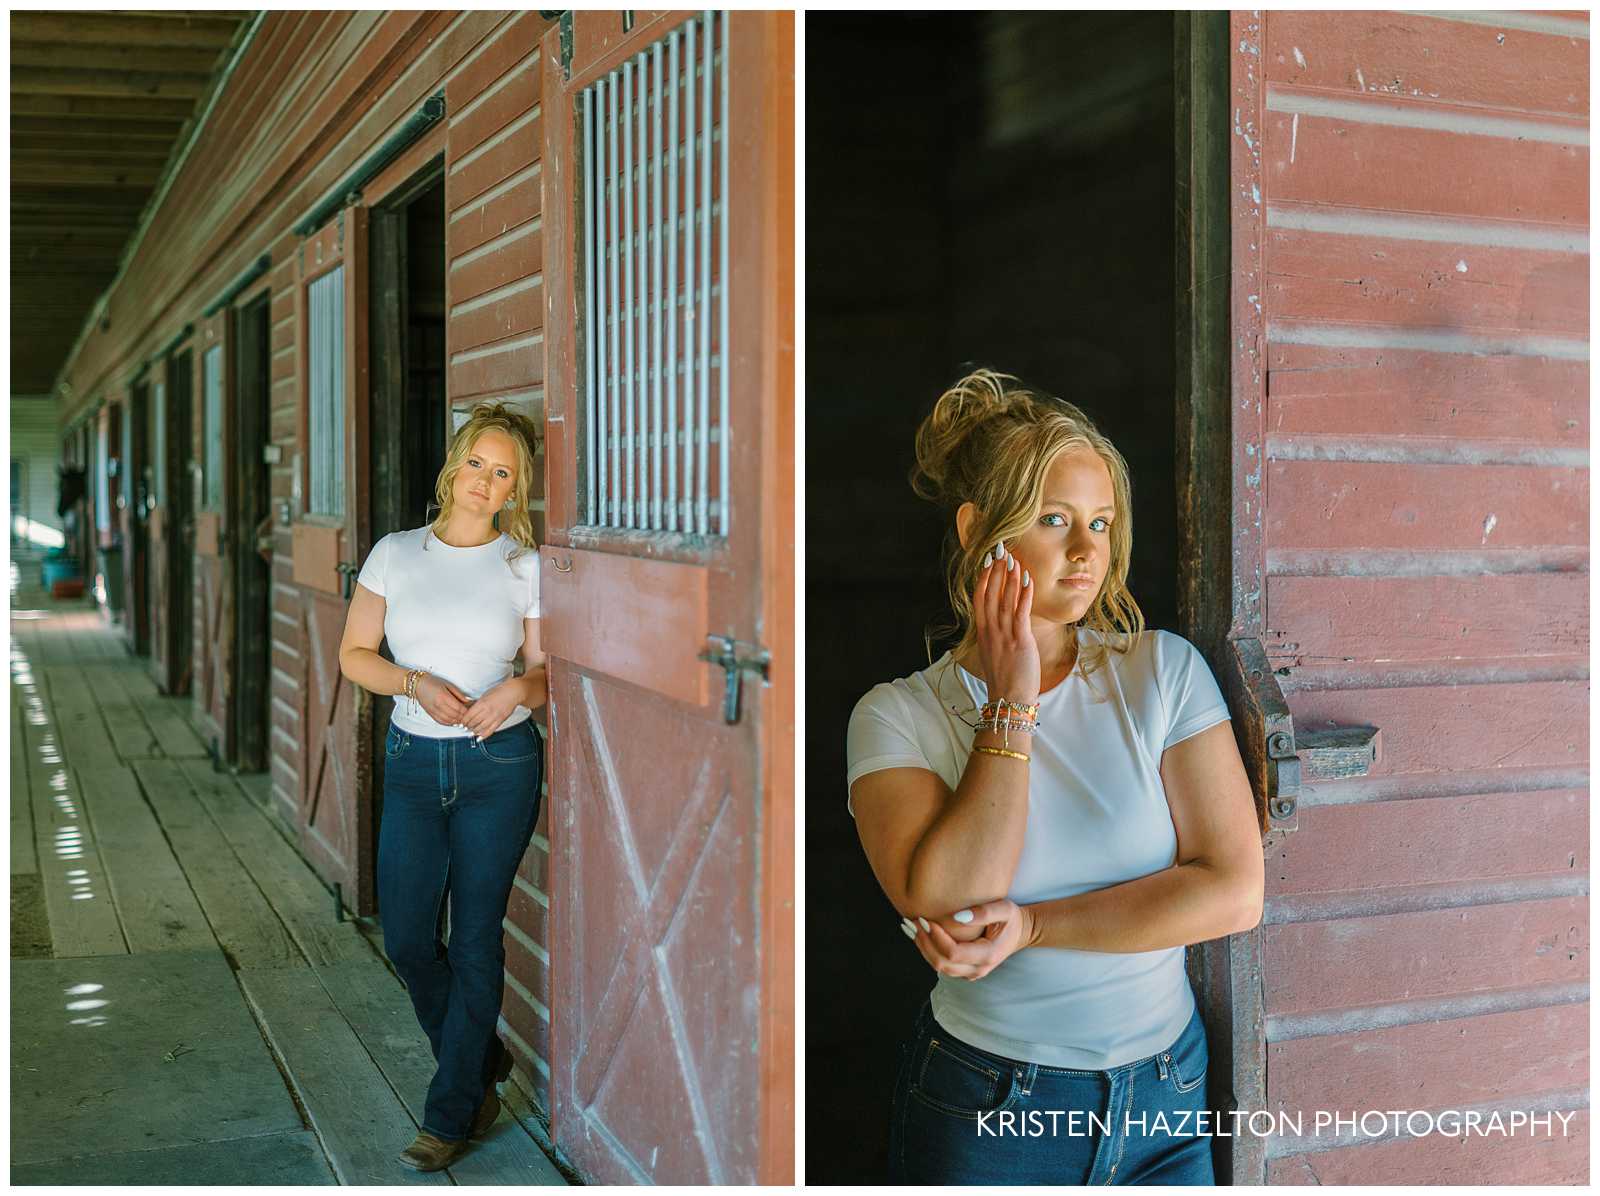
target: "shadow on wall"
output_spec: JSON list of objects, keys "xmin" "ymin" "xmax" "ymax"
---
[{"xmin": 805, "ymin": 11, "xmax": 1178, "ymax": 1183}]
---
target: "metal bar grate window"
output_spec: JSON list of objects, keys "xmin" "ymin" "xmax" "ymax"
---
[
  {"xmin": 203, "ymin": 346, "xmax": 224, "ymax": 510},
  {"xmin": 581, "ymin": 11, "xmax": 729, "ymax": 536},
  {"xmin": 308, "ymin": 266, "xmax": 346, "ymax": 516}
]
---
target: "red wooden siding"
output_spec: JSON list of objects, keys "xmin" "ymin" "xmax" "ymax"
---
[
  {"xmin": 1244, "ymin": 11, "xmax": 1589, "ymax": 1185},
  {"xmin": 55, "ymin": 9, "xmax": 559, "ymax": 1110}
]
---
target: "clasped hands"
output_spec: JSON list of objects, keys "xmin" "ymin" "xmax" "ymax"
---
[
  {"xmin": 899, "ymin": 898, "xmax": 1037, "ymax": 981},
  {"xmin": 414, "ymin": 673, "xmax": 524, "ymax": 739}
]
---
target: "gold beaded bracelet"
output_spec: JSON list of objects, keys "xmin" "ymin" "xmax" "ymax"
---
[{"xmin": 973, "ymin": 745, "xmax": 1030, "ymax": 763}]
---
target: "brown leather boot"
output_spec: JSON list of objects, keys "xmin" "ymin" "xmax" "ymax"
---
[
  {"xmin": 398, "ymin": 1130, "xmax": 468, "ymax": 1172},
  {"xmin": 470, "ymin": 1087, "xmax": 501, "ymax": 1138}
]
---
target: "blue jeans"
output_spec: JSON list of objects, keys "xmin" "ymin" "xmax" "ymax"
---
[
  {"xmin": 889, "ymin": 998, "xmax": 1215, "ymax": 1185},
  {"xmin": 376, "ymin": 718, "xmax": 544, "ymax": 1141}
]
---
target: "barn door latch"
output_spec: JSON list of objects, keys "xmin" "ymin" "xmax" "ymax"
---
[
  {"xmin": 1232, "ymin": 638, "xmax": 1381, "ymax": 834},
  {"xmin": 334, "ymin": 561, "xmax": 359, "ymax": 599},
  {"xmin": 698, "ymin": 635, "xmax": 770, "ymax": 724}
]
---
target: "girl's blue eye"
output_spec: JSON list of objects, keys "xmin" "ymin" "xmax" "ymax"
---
[{"xmin": 1040, "ymin": 512, "xmax": 1112, "ymax": 532}]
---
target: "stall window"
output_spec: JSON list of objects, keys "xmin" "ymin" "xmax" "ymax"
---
[
  {"xmin": 203, "ymin": 345, "xmax": 224, "ymax": 509},
  {"xmin": 95, "ymin": 415, "xmax": 112, "ymax": 533},
  {"xmin": 307, "ymin": 265, "xmax": 345, "ymax": 516},
  {"xmin": 152, "ymin": 381, "xmax": 166, "ymax": 507}
]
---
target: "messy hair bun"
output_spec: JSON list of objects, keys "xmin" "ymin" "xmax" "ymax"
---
[{"xmin": 912, "ymin": 368, "xmax": 1143, "ymax": 685}]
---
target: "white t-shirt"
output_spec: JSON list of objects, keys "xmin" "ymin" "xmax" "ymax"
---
[
  {"xmin": 846, "ymin": 627, "xmax": 1231, "ymax": 1069},
  {"xmin": 356, "ymin": 526, "xmax": 541, "ymax": 738}
]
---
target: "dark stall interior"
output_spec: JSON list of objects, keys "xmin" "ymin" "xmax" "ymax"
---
[{"xmin": 806, "ymin": 11, "xmax": 1178, "ymax": 1181}]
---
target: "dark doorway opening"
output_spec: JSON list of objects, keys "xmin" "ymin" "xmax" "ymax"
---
[
  {"xmin": 368, "ymin": 169, "xmax": 448, "ymax": 901},
  {"xmin": 126, "ymin": 381, "xmax": 151, "ymax": 654},
  {"xmin": 232, "ymin": 293, "xmax": 273, "ymax": 771},
  {"xmin": 805, "ymin": 11, "xmax": 1178, "ymax": 1182},
  {"xmin": 167, "ymin": 348, "xmax": 196, "ymax": 695}
]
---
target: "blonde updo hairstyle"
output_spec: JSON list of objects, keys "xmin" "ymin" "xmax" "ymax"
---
[
  {"xmin": 429, "ymin": 401, "xmax": 542, "ymax": 559},
  {"xmin": 911, "ymin": 369, "xmax": 1144, "ymax": 687}
]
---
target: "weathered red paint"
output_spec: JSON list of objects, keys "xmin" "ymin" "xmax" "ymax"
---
[
  {"xmin": 1231, "ymin": 10, "xmax": 1590, "ymax": 1184},
  {"xmin": 1265, "ymin": 10, "xmax": 1589, "ymax": 117},
  {"xmin": 1267, "ymin": 789, "xmax": 1588, "ymax": 898}
]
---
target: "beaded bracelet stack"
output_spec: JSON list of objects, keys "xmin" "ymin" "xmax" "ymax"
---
[
  {"xmin": 402, "ymin": 668, "xmax": 424, "ymax": 714},
  {"xmin": 977, "ymin": 698, "xmax": 1039, "ymax": 744}
]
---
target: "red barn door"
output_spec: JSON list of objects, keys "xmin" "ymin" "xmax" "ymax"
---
[
  {"xmin": 292, "ymin": 209, "xmax": 375, "ymax": 914},
  {"xmin": 539, "ymin": 10, "xmax": 793, "ymax": 1184},
  {"xmin": 1195, "ymin": 12, "xmax": 1589, "ymax": 1186}
]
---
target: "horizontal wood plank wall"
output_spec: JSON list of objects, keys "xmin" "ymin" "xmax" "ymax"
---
[
  {"xmin": 1252, "ymin": 11, "xmax": 1589, "ymax": 1185},
  {"xmin": 52, "ymin": 7, "xmax": 557, "ymax": 1105},
  {"xmin": 442, "ymin": 10, "xmax": 552, "ymax": 1103}
]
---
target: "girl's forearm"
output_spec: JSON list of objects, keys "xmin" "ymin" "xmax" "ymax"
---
[
  {"xmin": 512, "ymin": 664, "xmax": 549, "ymax": 710},
  {"xmin": 341, "ymin": 647, "xmax": 409, "ymax": 697},
  {"xmin": 905, "ymin": 729, "xmax": 1033, "ymax": 913},
  {"xmin": 1023, "ymin": 861, "xmax": 1261, "ymax": 954}
]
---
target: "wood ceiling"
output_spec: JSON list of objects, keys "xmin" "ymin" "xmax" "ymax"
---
[{"xmin": 11, "ymin": 10, "xmax": 253, "ymax": 396}]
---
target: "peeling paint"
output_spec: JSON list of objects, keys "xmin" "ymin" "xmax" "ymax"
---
[
  {"xmin": 1293, "ymin": 46, "xmax": 1306, "ymax": 69},
  {"xmin": 1245, "ymin": 442, "xmax": 1257, "ymax": 457},
  {"xmin": 1290, "ymin": 112, "xmax": 1299, "ymax": 163},
  {"xmin": 1456, "ymin": 259, "xmax": 1469, "ymax": 273},
  {"xmin": 1251, "ymin": 183, "xmax": 1261, "ymax": 205},
  {"xmin": 1356, "ymin": 67, "xmax": 1366, "ymax": 92},
  {"xmin": 1239, "ymin": 38, "xmax": 1259, "ymax": 56}
]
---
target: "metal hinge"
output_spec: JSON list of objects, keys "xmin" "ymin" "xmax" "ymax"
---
[
  {"xmin": 1234, "ymin": 637, "xmax": 1300, "ymax": 829},
  {"xmin": 697, "ymin": 635, "xmax": 770, "ymax": 725},
  {"xmin": 558, "ymin": 11, "xmax": 575, "ymax": 79}
]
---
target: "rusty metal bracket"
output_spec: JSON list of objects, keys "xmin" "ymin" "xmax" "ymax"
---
[{"xmin": 1228, "ymin": 637, "xmax": 1300, "ymax": 831}]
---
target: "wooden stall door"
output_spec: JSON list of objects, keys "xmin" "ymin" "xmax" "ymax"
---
[
  {"xmin": 147, "ymin": 375, "xmax": 170, "ymax": 687},
  {"xmin": 194, "ymin": 314, "xmax": 233, "ymax": 755},
  {"xmin": 540, "ymin": 11, "xmax": 790, "ymax": 1184},
  {"xmin": 293, "ymin": 209, "xmax": 374, "ymax": 914}
]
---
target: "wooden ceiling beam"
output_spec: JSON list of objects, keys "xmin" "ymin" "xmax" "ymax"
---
[
  {"xmin": 10, "ymin": 41, "xmax": 225, "ymax": 76},
  {"xmin": 10, "ymin": 94, "xmax": 198, "ymax": 120},
  {"xmin": 12, "ymin": 144, "xmax": 175, "ymax": 165},
  {"xmin": 12, "ymin": 116, "xmax": 186, "ymax": 138},
  {"xmin": 11, "ymin": 161, "xmax": 164, "ymax": 187},
  {"xmin": 9, "ymin": 13, "xmax": 242, "ymax": 49},
  {"xmin": 11, "ymin": 67, "xmax": 212, "ymax": 101}
]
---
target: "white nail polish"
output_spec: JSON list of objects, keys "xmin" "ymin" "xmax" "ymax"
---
[
  {"xmin": 900, "ymin": 921, "xmax": 917, "ymax": 940},
  {"xmin": 995, "ymin": 542, "xmax": 1006, "ymax": 559},
  {"xmin": 918, "ymin": 917, "xmax": 931, "ymax": 933},
  {"xmin": 953, "ymin": 909, "xmax": 974, "ymax": 924},
  {"xmin": 982, "ymin": 552, "xmax": 993, "ymax": 568},
  {"xmin": 1023, "ymin": 571, "xmax": 1032, "ymax": 587},
  {"xmin": 1007, "ymin": 554, "xmax": 1016, "ymax": 572}
]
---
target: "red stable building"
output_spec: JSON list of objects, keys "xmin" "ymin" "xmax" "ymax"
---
[{"xmin": 49, "ymin": 10, "xmax": 793, "ymax": 1184}]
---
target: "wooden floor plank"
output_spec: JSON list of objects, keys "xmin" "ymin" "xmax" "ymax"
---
[
  {"xmin": 177, "ymin": 758, "xmax": 370, "ymax": 968},
  {"xmin": 238, "ymin": 966, "xmax": 451, "ymax": 1187},
  {"xmin": 80, "ymin": 662, "xmax": 163, "ymax": 760},
  {"xmin": 120, "ymin": 665, "xmax": 211, "ymax": 759},
  {"xmin": 315, "ymin": 959, "xmax": 568, "ymax": 1184},
  {"xmin": 134, "ymin": 759, "xmax": 304, "ymax": 970},
  {"xmin": 19, "ymin": 674, "xmax": 127, "ymax": 958},
  {"xmin": 38, "ymin": 665, "xmax": 122, "ymax": 772},
  {"xmin": 76, "ymin": 764, "xmax": 215, "ymax": 955},
  {"xmin": 12, "ymin": 686, "xmax": 39, "ymax": 876}
]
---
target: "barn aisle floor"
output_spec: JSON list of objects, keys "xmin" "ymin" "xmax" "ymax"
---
[{"xmin": 9, "ymin": 548, "xmax": 569, "ymax": 1187}]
